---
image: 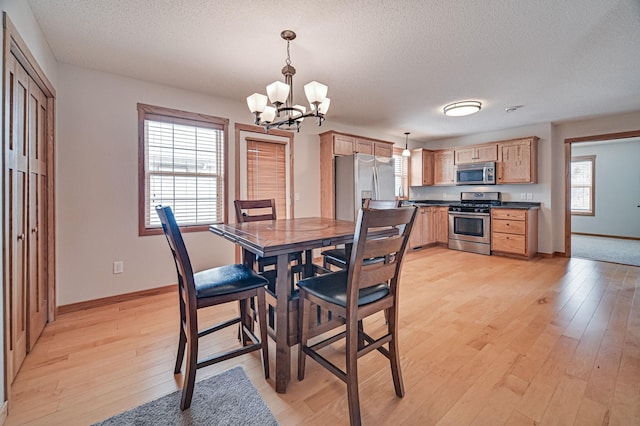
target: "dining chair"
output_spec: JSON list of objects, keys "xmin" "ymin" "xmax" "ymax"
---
[
  {"xmin": 234, "ymin": 199, "xmax": 303, "ymax": 272},
  {"xmin": 156, "ymin": 205, "xmax": 269, "ymax": 410},
  {"xmin": 297, "ymin": 206, "xmax": 418, "ymax": 425},
  {"xmin": 320, "ymin": 199, "xmax": 402, "ymax": 270}
]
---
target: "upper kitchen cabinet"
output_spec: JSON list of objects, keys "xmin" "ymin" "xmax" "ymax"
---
[
  {"xmin": 454, "ymin": 143, "xmax": 497, "ymax": 164},
  {"xmin": 319, "ymin": 131, "xmax": 395, "ymax": 218},
  {"xmin": 496, "ymin": 137, "xmax": 539, "ymax": 184},
  {"xmin": 433, "ymin": 149, "xmax": 455, "ymax": 185},
  {"xmin": 320, "ymin": 131, "xmax": 394, "ymax": 158},
  {"xmin": 410, "ymin": 149, "xmax": 434, "ymax": 186}
]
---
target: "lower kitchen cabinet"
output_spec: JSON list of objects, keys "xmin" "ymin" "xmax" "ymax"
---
[
  {"xmin": 410, "ymin": 206, "xmax": 449, "ymax": 249},
  {"xmin": 435, "ymin": 206, "xmax": 449, "ymax": 244},
  {"xmin": 491, "ymin": 208, "xmax": 538, "ymax": 259},
  {"xmin": 410, "ymin": 207, "xmax": 435, "ymax": 249}
]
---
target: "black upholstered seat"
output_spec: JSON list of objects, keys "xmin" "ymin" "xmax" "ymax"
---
[
  {"xmin": 194, "ymin": 264, "xmax": 269, "ymax": 299},
  {"xmin": 156, "ymin": 205, "xmax": 269, "ymax": 411},
  {"xmin": 295, "ymin": 270, "xmax": 389, "ymax": 308}
]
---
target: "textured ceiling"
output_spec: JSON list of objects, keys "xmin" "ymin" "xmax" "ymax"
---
[{"xmin": 26, "ymin": 0, "xmax": 640, "ymax": 142}]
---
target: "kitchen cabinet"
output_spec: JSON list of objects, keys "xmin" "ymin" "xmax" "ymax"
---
[
  {"xmin": 433, "ymin": 149, "xmax": 455, "ymax": 185},
  {"xmin": 410, "ymin": 149, "xmax": 434, "ymax": 186},
  {"xmin": 435, "ymin": 206, "xmax": 449, "ymax": 244},
  {"xmin": 454, "ymin": 144, "xmax": 497, "ymax": 164},
  {"xmin": 496, "ymin": 137, "xmax": 539, "ymax": 184},
  {"xmin": 374, "ymin": 141, "xmax": 393, "ymax": 158},
  {"xmin": 491, "ymin": 208, "xmax": 538, "ymax": 259},
  {"xmin": 319, "ymin": 131, "xmax": 395, "ymax": 218},
  {"xmin": 410, "ymin": 207, "xmax": 436, "ymax": 249}
]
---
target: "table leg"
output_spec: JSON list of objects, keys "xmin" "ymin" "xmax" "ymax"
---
[
  {"xmin": 275, "ymin": 253, "xmax": 291, "ymax": 393},
  {"xmin": 303, "ymin": 249, "xmax": 313, "ymax": 278}
]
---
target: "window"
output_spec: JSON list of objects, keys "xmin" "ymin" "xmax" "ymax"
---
[
  {"xmin": 393, "ymin": 148, "xmax": 410, "ymax": 199},
  {"xmin": 570, "ymin": 155, "xmax": 595, "ymax": 216},
  {"xmin": 246, "ymin": 139, "xmax": 287, "ymax": 217},
  {"xmin": 138, "ymin": 103, "xmax": 228, "ymax": 236}
]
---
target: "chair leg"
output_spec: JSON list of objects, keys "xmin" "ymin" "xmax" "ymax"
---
[
  {"xmin": 174, "ymin": 325, "xmax": 187, "ymax": 374},
  {"xmin": 180, "ymin": 329, "xmax": 198, "ymax": 411},
  {"xmin": 256, "ymin": 290, "xmax": 270, "ymax": 379},
  {"xmin": 297, "ymin": 292, "xmax": 311, "ymax": 381},
  {"xmin": 388, "ymin": 306, "xmax": 405, "ymax": 398},
  {"xmin": 346, "ymin": 318, "xmax": 362, "ymax": 426}
]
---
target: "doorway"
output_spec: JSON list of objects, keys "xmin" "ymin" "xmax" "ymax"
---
[{"xmin": 564, "ymin": 130, "xmax": 640, "ymax": 265}]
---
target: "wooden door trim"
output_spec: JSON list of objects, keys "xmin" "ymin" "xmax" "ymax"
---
[
  {"xmin": 3, "ymin": 12, "xmax": 57, "ymax": 398},
  {"xmin": 563, "ymin": 129, "xmax": 640, "ymax": 257}
]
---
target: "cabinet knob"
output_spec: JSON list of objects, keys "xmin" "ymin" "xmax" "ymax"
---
[
  {"xmin": 17, "ymin": 234, "xmax": 25, "ymax": 241},
  {"xmin": 32, "ymin": 227, "xmax": 38, "ymax": 233}
]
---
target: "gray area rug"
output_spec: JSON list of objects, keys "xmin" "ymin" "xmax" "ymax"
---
[
  {"xmin": 572, "ymin": 235, "xmax": 640, "ymax": 267},
  {"xmin": 93, "ymin": 367, "xmax": 278, "ymax": 426}
]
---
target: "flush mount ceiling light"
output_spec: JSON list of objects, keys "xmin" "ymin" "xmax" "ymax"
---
[
  {"xmin": 246, "ymin": 30, "xmax": 330, "ymax": 133},
  {"xmin": 402, "ymin": 132, "xmax": 411, "ymax": 157},
  {"xmin": 443, "ymin": 100, "xmax": 482, "ymax": 117}
]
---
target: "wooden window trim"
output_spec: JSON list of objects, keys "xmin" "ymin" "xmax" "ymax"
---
[
  {"xmin": 137, "ymin": 103, "xmax": 229, "ymax": 236},
  {"xmin": 570, "ymin": 155, "xmax": 595, "ymax": 216}
]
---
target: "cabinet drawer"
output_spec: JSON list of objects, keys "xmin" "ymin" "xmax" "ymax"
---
[
  {"xmin": 492, "ymin": 219, "xmax": 526, "ymax": 235},
  {"xmin": 492, "ymin": 232, "xmax": 526, "ymax": 254},
  {"xmin": 491, "ymin": 209, "xmax": 526, "ymax": 221}
]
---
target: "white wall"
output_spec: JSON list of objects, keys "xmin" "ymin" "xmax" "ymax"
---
[
  {"xmin": 1, "ymin": 0, "xmax": 59, "ymax": 407},
  {"xmin": 571, "ymin": 139, "xmax": 640, "ymax": 238},
  {"xmin": 56, "ymin": 63, "xmax": 327, "ymax": 305}
]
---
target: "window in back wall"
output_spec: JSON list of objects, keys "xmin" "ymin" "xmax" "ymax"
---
[
  {"xmin": 393, "ymin": 148, "xmax": 410, "ymax": 199},
  {"xmin": 570, "ymin": 155, "xmax": 595, "ymax": 216},
  {"xmin": 138, "ymin": 103, "xmax": 229, "ymax": 236}
]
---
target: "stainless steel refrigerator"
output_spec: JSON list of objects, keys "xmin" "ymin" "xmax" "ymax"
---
[{"xmin": 335, "ymin": 153, "xmax": 396, "ymax": 221}]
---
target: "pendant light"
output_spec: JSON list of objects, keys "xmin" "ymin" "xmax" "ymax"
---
[{"xmin": 402, "ymin": 132, "xmax": 411, "ymax": 157}]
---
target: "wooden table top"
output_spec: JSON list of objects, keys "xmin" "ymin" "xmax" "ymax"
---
[{"xmin": 210, "ymin": 217, "xmax": 361, "ymax": 257}]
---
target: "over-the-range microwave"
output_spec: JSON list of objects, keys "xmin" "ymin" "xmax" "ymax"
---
[{"xmin": 455, "ymin": 161, "xmax": 496, "ymax": 185}]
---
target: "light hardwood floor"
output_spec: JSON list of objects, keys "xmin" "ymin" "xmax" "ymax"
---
[{"xmin": 5, "ymin": 247, "xmax": 640, "ymax": 425}]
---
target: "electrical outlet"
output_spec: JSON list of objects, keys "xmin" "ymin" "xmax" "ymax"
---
[
  {"xmin": 294, "ymin": 192, "xmax": 300, "ymax": 201},
  {"xmin": 527, "ymin": 193, "xmax": 533, "ymax": 200},
  {"xmin": 113, "ymin": 261, "xmax": 123, "ymax": 274},
  {"xmin": 520, "ymin": 193, "xmax": 526, "ymax": 200}
]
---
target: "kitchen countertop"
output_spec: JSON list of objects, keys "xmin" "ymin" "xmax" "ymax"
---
[{"xmin": 404, "ymin": 200, "xmax": 541, "ymax": 209}]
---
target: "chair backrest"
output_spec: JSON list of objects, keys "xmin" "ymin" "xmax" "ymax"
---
[
  {"xmin": 363, "ymin": 199, "xmax": 402, "ymax": 209},
  {"xmin": 234, "ymin": 199, "xmax": 277, "ymax": 223},
  {"xmin": 346, "ymin": 206, "xmax": 417, "ymax": 308},
  {"xmin": 155, "ymin": 205, "xmax": 197, "ymax": 311}
]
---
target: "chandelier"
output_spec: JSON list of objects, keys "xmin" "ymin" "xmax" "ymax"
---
[{"xmin": 246, "ymin": 30, "xmax": 330, "ymax": 132}]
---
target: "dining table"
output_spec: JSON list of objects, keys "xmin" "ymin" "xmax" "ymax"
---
[{"xmin": 210, "ymin": 216, "xmax": 396, "ymax": 393}]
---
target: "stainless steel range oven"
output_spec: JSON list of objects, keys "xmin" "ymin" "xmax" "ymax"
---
[{"xmin": 448, "ymin": 192, "xmax": 501, "ymax": 255}]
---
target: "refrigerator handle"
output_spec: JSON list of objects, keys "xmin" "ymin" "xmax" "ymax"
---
[{"xmin": 373, "ymin": 166, "xmax": 379, "ymax": 200}]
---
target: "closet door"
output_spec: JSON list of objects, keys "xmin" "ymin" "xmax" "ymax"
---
[
  {"xmin": 6, "ymin": 54, "xmax": 30, "ymax": 381},
  {"xmin": 28, "ymin": 77, "xmax": 48, "ymax": 350},
  {"xmin": 5, "ymin": 53, "xmax": 49, "ymax": 380}
]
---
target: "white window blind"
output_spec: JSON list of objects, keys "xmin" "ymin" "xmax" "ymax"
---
[
  {"xmin": 138, "ymin": 104, "xmax": 228, "ymax": 235},
  {"xmin": 393, "ymin": 150, "xmax": 409, "ymax": 198},
  {"xmin": 246, "ymin": 139, "xmax": 287, "ymax": 217},
  {"xmin": 570, "ymin": 155, "xmax": 595, "ymax": 215}
]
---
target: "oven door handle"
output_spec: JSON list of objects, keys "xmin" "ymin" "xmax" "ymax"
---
[{"xmin": 448, "ymin": 212, "xmax": 490, "ymax": 217}]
